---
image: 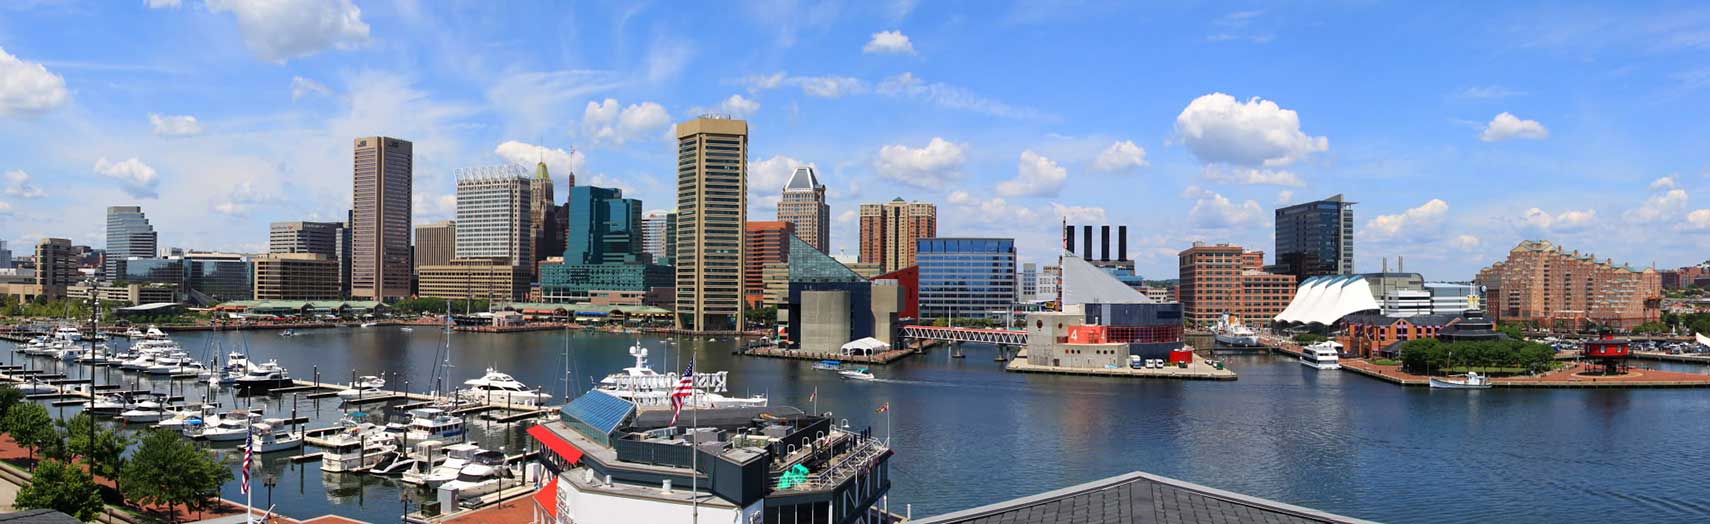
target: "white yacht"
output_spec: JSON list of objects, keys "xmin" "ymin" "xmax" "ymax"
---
[
  {"xmin": 318, "ymin": 423, "xmax": 396, "ymax": 473},
  {"xmin": 16, "ymin": 379, "xmax": 57, "ymax": 396},
  {"xmin": 839, "ymin": 368, "xmax": 877, "ymax": 381},
  {"xmin": 234, "ymin": 359, "xmax": 292, "ymax": 390},
  {"xmin": 225, "ymin": 351, "xmax": 251, "ymax": 372},
  {"xmin": 405, "ymin": 442, "xmax": 482, "ymax": 487},
  {"xmin": 593, "ymin": 344, "xmax": 768, "ymax": 409},
  {"xmin": 385, "ymin": 407, "xmax": 465, "ymax": 442},
  {"xmin": 119, "ymin": 400, "xmax": 168, "ymax": 423},
  {"xmin": 395, "ymin": 440, "xmax": 447, "ymax": 483},
  {"xmin": 337, "ymin": 376, "xmax": 386, "ymax": 400},
  {"xmin": 1300, "ymin": 341, "xmax": 1343, "ymax": 370},
  {"xmin": 435, "ymin": 449, "xmax": 510, "ymax": 508},
  {"xmin": 121, "ymin": 326, "xmax": 146, "ymax": 339},
  {"xmin": 51, "ymin": 326, "xmax": 82, "ymax": 343},
  {"xmin": 75, "ymin": 348, "xmax": 113, "ymax": 365},
  {"xmin": 84, "ymin": 394, "xmax": 131, "ymax": 416},
  {"xmin": 144, "ymin": 354, "xmax": 193, "ymax": 375},
  {"xmin": 52, "ymin": 345, "xmax": 86, "ymax": 362},
  {"xmin": 143, "ymin": 326, "xmax": 168, "ymax": 339},
  {"xmin": 248, "ymin": 420, "xmax": 304, "ymax": 453},
  {"xmin": 194, "ymin": 411, "xmax": 262, "ymax": 442},
  {"xmin": 459, "ymin": 368, "xmax": 551, "ymax": 407},
  {"xmin": 1430, "ymin": 371, "xmax": 1494, "ymax": 390},
  {"xmin": 155, "ymin": 404, "xmax": 218, "ymax": 430}
]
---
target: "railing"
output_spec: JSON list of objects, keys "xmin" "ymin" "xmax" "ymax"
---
[
  {"xmin": 769, "ymin": 435, "xmax": 888, "ymax": 492},
  {"xmin": 900, "ymin": 326, "xmax": 1029, "ymax": 345}
]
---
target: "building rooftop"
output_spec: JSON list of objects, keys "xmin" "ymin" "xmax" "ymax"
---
[{"xmin": 912, "ymin": 470, "xmax": 1375, "ymax": 524}]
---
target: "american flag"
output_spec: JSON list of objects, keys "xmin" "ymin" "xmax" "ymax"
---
[
  {"xmin": 240, "ymin": 428, "xmax": 253, "ymax": 494},
  {"xmin": 669, "ymin": 361, "xmax": 695, "ymax": 426}
]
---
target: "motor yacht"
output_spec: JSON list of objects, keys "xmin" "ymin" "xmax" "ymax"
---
[
  {"xmin": 225, "ymin": 351, "xmax": 251, "ymax": 372},
  {"xmin": 51, "ymin": 326, "xmax": 82, "ymax": 343},
  {"xmin": 337, "ymin": 376, "xmax": 386, "ymax": 400},
  {"xmin": 16, "ymin": 379, "xmax": 57, "ymax": 396},
  {"xmin": 435, "ymin": 449, "xmax": 511, "ymax": 508},
  {"xmin": 143, "ymin": 326, "xmax": 168, "ymax": 339},
  {"xmin": 458, "ymin": 368, "xmax": 551, "ymax": 407},
  {"xmin": 119, "ymin": 400, "xmax": 168, "ymax": 423},
  {"xmin": 155, "ymin": 404, "xmax": 218, "ymax": 430},
  {"xmin": 318, "ymin": 424, "xmax": 396, "ymax": 473},
  {"xmin": 122, "ymin": 326, "xmax": 146, "ymax": 339},
  {"xmin": 839, "ymin": 368, "xmax": 876, "ymax": 381},
  {"xmin": 52, "ymin": 345, "xmax": 86, "ymax": 362},
  {"xmin": 404, "ymin": 442, "xmax": 482, "ymax": 487},
  {"xmin": 144, "ymin": 354, "xmax": 194, "ymax": 375},
  {"xmin": 234, "ymin": 359, "xmax": 292, "ymax": 390},
  {"xmin": 368, "ymin": 447, "xmax": 416, "ymax": 477},
  {"xmin": 248, "ymin": 420, "xmax": 304, "ymax": 453},
  {"xmin": 385, "ymin": 408, "xmax": 465, "ymax": 442},
  {"xmin": 15, "ymin": 337, "xmax": 52, "ymax": 356},
  {"xmin": 1300, "ymin": 341, "xmax": 1343, "ymax": 370},
  {"xmin": 84, "ymin": 394, "xmax": 131, "ymax": 416},
  {"xmin": 1213, "ymin": 320, "xmax": 1261, "ymax": 347},
  {"xmin": 193, "ymin": 411, "xmax": 263, "ymax": 442},
  {"xmin": 593, "ymin": 344, "xmax": 767, "ymax": 409},
  {"xmin": 74, "ymin": 348, "xmax": 114, "ymax": 365}
]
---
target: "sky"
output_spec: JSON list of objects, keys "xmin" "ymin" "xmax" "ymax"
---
[{"xmin": 1, "ymin": 0, "xmax": 1709, "ymax": 281}]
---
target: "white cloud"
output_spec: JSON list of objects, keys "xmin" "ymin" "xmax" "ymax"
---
[
  {"xmin": 705, "ymin": 94, "xmax": 760, "ymax": 118},
  {"xmin": 0, "ymin": 200, "xmax": 9, "ymax": 213},
  {"xmin": 205, "ymin": 0, "xmax": 371, "ymax": 64},
  {"xmin": 149, "ymin": 113, "xmax": 203, "ymax": 137},
  {"xmin": 1175, "ymin": 92, "xmax": 1327, "ymax": 167},
  {"xmin": 144, "ymin": 0, "xmax": 182, "ymax": 8},
  {"xmin": 1182, "ymin": 186, "xmax": 1264, "ymax": 229},
  {"xmin": 1449, "ymin": 234, "xmax": 1482, "ymax": 250},
  {"xmin": 1625, "ymin": 188, "xmax": 1689, "ymax": 223},
  {"xmin": 494, "ymin": 141, "xmax": 586, "ymax": 187},
  {"xmin": 487, "ymin": 70, "xmax": 624, "ymax": 139},
  {"xmin": 750, "ymin": 155, "xmax": 811, "ymax": 217},
  {"xmin": 412, "ymin": 192, "xmax": 457, "ymax": 224},
  {"xmin": 875, "ymin": 72, "xmax": 1043, "ymax": 119},
  {"xmin": 1201, "ymin": 165, "xmax": 1304, "ymax": 187},
  {"xmin": 1480, "ymin": 112, "xmax": 1549, "ymax": 142},
  {"xmin": 1276, "ymin": 190, "xmax": 1294, "ymax": 205},
  {"xmin": 1650, "ymin": 176, "xmax": 1678, "ymax": 191},
  {"xmin": 796, "ymin": 76, "xmax": 867, "ymax": 98},
  {"xmin": 863, "ymin": 30, "xmax": 917, "ymax": 55},
  {"xmin": 874, "ymin": 137, "xmax": 966, "ymax": 188},
  {"xmin": 4, "ymin": 170, "xmax": 44, "ymax": 199},
  {"xmin": 1364, "ymin": 199, "xmax": 1450, "ymax": 240},
  {"xmin": 290, "ymin": 76, "xmax": 331, "ymax": 101},
  {"xmin": 1520, "ymin": 207, "xmax": 1596, "ymax": 233},
  {"xmin": 0, "ymin": 46, "xmax": 70, "ymax": 117},
  {"xmin": 947, "ymin": 191, "xmax": 1038, "ymax": 223},
  {"xmin": 1092, "ymin": 140, "xmax": 1147, "ymax": 172},
  {"xmin": 93, "ymin": 157, "xmax": 161, "ymax": 199},
  {"xmin": 836, "ymin": 209, "xmax": 857, "ymax": 224},
  {"xmin": 1685, "ymin": 209, "xmax": 1710, "ymax": 231},
  {"xmin": 741, "ymin": 72, "xmax": 787, "ymax": 93},
  {"xmin": 211, "ymin": 180, "xmax": 280, "ymax": 217},
  {"xmin": 1049, "ymin": 202, "xmax": 1106, "ymax": 223},
  {"xmin": 581, "ymin": 99, "xmax": 671, "ymax": 145},
  {"xmin": 997, "ymin": 150, "xmax": 1068, "ymax": 197}
]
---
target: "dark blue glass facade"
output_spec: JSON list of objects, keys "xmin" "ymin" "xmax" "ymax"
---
[{"xmin": 916, "ymin": 238, "xmax": 1017, "ymax": 320}]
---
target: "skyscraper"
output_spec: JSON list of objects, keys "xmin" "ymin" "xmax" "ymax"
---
[
  {"xmin": 539, "ymin": 185, "xmax": 670, "ymax": 303},
  {"xmin": 529, "ymin": 159, "xmax": 557, "ymax": 268},
  {"xmin": 35, "ymin": 238, "xmax": 76, "ymax": 300},
  {"xmin": 778, "ymin": 166, "xmax": 829, "ymax": 253},
  {"xmin": 351, "ymin": 136, "xmax": 413, "ymax": 301},
  {"xmin": 641, "ymin": 211, "xmax": 672, "ymax": 264},
  {"xmin": 859, "ymin": 198, "xmax": 936, "ymax": 274},
  {"xmin": 744, "ymin": 221, "xmax": 793, "ymax": 307},
  {"xmin": 335, "ymin": 211, "xmax": 353, "ymax": 298},
  {"xmin": 1021, "ymin": 262, "xmax": 1038, "ymax": 302},
  {"xmin": 675, "ymin": 116, "xmax": 748, "ymax": 332},
  {"xmin": 916, "ymin": 238, "xmax": 1017, "ymax": 320},
  {"xmin": 105, "ymin": 206, "xmax": 158, "ymax": 278},
  {"xmin": 414, "ymin": 221, "xmax": 456, "ymax": 268},
  {"xmin": 1274, "ymin": 194, "xmax": 1355, "ymax": 281},
  {"xmin": 268, "ymin": 221, "xmax": 341, "ymax": 256},
  {"xmin": 454, "ymin": 165, "xmax": 533, "ymax": 270}
]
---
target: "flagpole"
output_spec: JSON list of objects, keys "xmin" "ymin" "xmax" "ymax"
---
[
  {"xmin": 244, "ymin": 425, "xmax": 253, "ymax": 524},
  {"xmin": 691, "ymin": 352, "xmax": 699, "ymax": 524}
]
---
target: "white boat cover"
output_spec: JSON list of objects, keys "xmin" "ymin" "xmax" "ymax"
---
[
  {"xmin": 1060, "ymin": 255, "xmax": 1153, "ymax": 305},
  {"xmin": 1273, "ymin": 275, "xmax": 1382, "ymax": 325}
]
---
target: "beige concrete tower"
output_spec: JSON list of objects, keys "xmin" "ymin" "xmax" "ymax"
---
[
  {"xmin": 777, "ymin": 166, "xmax": 829, "ymax": 253},
  {"xmin": 350, "ymin": 136, "xmax": 413, "ymax": 301},
  {"xmin": 674, "ymin": 117, "xmax": 748, "ymax": 332}
]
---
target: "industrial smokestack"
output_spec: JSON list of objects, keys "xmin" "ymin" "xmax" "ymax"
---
[
  {"xmin": 1118, "ymin": 226, "xmax": 1128, "ymax": 261},
  {"xmin": 1100, "ymin": 225, "xmax": 1111, "ymax": 261},
  {"xmin": 1065, "ymin": 225, "xmax": 1075, "ymax": 254},
  {"xmin": 1082, "ymin": 226, "xmax": 1093, "ymax": 260},
  {"xmin": 1399, "ymin": 256, "xmax": 1404, "ymax": 272}
]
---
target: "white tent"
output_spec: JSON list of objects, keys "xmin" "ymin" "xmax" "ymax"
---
[
  {"xmin": 1060, "ymin": 255, "xmax": 1153, "ymax": 306},
  {"xmin": 841, "ymin": 337, "xmax": 890, "ymax": 355},
  {"xmin": 1273, "ymin": 275, "xmax": 1381, "ymax": 325}
]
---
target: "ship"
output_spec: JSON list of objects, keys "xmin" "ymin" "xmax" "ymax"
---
[{"xmin": 595, "ymin": 343, "xmax": 768, "ymax": 409}]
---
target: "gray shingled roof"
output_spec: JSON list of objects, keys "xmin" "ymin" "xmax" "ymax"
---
[
  {"xmin": 911, "ymin": 471, "xmax": 1377, "ymax": 524},
  {"xmin": 0, "ymin": 510, "xmax": 83, "ymax": 524}
]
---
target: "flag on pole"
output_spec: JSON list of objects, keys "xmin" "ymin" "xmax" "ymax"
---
[
  {"xmin": 669, "ymin": 361, "xmax": 695, "ymax": 426},
  {"xmin": 240, "ymin": 430, "xmax": 253, "ymax": 495},
  {"xmin": 808, "ymin": 387, "xmax": 817, "ymax": 403},
  {"xmin": 875, "ymin": 402, "xmax": 889, "ymax": 413}
]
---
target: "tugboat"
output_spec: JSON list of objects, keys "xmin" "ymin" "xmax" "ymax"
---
[{"xmin": 1430, "ymin": 371, "xmax": 1493, "ymax": 389}]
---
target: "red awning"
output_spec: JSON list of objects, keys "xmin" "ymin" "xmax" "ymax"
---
[
  {"xmin": 532, "ymin": 477, "xmax": 559, "ymax": 518},
  {"xmin": 528, "ymin": 424, "xmax": 584, "ymax": 465}
]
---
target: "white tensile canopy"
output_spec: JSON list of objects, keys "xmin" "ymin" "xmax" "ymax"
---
[{"xmin": 1274, "ymin": 275, "xmax": 1382, "ymax": 325}]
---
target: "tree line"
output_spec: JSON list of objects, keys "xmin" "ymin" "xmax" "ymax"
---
[{"xmin": 1399, "ymin": 338, "xmax": 1556, "ymax": 376}]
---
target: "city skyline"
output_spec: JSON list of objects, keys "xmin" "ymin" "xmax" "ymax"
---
[{"xmin": 3, "ymin": 2, "xmax": 1710, "ymax": 280}]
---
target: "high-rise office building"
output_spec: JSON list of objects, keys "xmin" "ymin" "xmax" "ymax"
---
[
  {"xmin": 105, "ymin": 206, "xmax": 158, "ymax": 278},
  {"xmin": 1178, "ymin": 242, "xmax": 1296, "ymax": 328},
  {"xmin": 254, "ymin": 253, "xmax": 341, "ymax": 300},
  {"xmin": 1274, "ymin": 194, "xmax": 1355, "ymax": 281},
  {"xmin": 414, "ymin": 221, "xmax": 456, "ymax": 268},
  {"xmin": 778, "ymin": 166, "xmax": 829, "ymax": 253},
  {"xmin": 454, "ymin": 165, "xmax": 534, "ymax": 269},
  {"xmin": 268, "ymin": 221, "xmax": 341, "ymax": 256},
  {"xmin": 335, "ymin": 211, "xmax": 353, "ymax": 298},
  {"xmin": 642, "ymin": 211, "xmax": 675, "ymax": 265},
  {"xmin": 744, "ymin": 221, "xmax": 794, "ymax": 307},
  {"xmin": 1021, "ymin": 263, "xmax": 1038, "ymax": 302},
  {"xmin": 539, "ymin": 186, "xmax": 670, "ymax": 303},
  {"xmin": 35, "ymin": 238, "xmax": 76, "ymax": 300},
  {"xmin": 351, "ymin": 136, "xmax": 413, "ymax": 301},
  {"xmin": 0, "ymin": 240, "xmax": 11, "ymax": 269},
  {"xmin": 529, "ymin": 160, "xmax": 558, "ymax": 266},
  {"xmin": 182, "ymin": 252, "xmax": 253, "ymax": 302},
  {"xmin": 916, "ymin": 238, "xmax": 1017, "ymax": 320},
  {"xmin": 674, "ymin": 116, "xmax": 748, "ymax": 332},
  {"xmin": 859, "ymin": 198, "xmax": 936, "ymax": 274}
]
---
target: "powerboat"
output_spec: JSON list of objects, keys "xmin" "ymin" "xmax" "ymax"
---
[
  {"xmin": 280, "ymin": 329, "xmax": 300, "ymax": 337},
  {"xmin": 839, "ymin": 368, "xmax": 876, "ymax": 381},
  {"xmin": 17, "ymin": 379, "xmax": 57, "ymax": 396},
  {"xmin": 368, "ymin": 447, "xmax": 416, "ymax": 477},
  {"xmin": 812, "ymin": 360, "xmax": 843, "ymax": 371},
  {"xmin": 145, "ymin": 354, "xmax": 194, "ymax": 375},
  {"xmin": 436, "ymin": 449, "xmax": 511, "ymax": 507},
  {"xmin": 52, "ymin": 345, "xmax": 86, "ymax": 362},
  {"xmin": 385, "ymin": 408, "xmax": 465, "ymax": 442},
  {"xmin": 1300, "ymin": 341, "xmax": 1343, "ymax": 370},
  {"xmin": 248, "ymin": 420, "xmax": 304, "ymax": 453},
  {"xmin": 119, "ymin": 400, "xmax": 168, "ymax": 423},
  {"xmin": 1430, "ymin": 372, "xmax": 1494, "ymax": 389},
  {"xmin": 459, "ymin": 368, "xmax": 551, "ymax": 407},
  {"xmin": 51, "ymin": 326, "xmax": 82, "ymax": 343},
  {"xmin": 143, "ymin": 326, "xmax": 169, "ymax": 339},
  {"xmin": 399, "ymin": 327, "xmax": 415, "ymax": 333},
  {"xmin": 593, "ymin": 344, "xmax": 767, "ymax": 409},
  {"xmin": 122, "ymin": 326, "xmax": 146, "ymax": 339},
  {"xmin": 397, "ymin": 440, "xmax": 448, "ymax": 484},
  {"xmin": 75, "ymin": 348, "xmax": 114, "ymax": 365},
  {"xmin": 234, "ymin": 359, "xmax": 292, "ymax": 390},
  {"xmin": 225, "ymin": 351, "xmax": 251, "ymax": 372},
  {"xmin": 360, "ymin": 322, "xmax": 379, "ymax": 328},
  {"xmin": 337, "ymin": 376, "xmax": 387, "ymax": 400},
  {"xmin": 194, "ymin": 411, "xmax": 262, "ymax": 442},
  {"xmin": 405, "ymin": 442, "xmax": 481, "ymax": 487},
  {"xmin": 84, "ymin": 394, "xmax": 131, "ymax": 416},
  {"xmin": 156, "ymin": 404, "xmax": 218, "ymax": 430},
  {"xmin": 318, "ymin": 423, "xmax": 396, "ymax": 473}
]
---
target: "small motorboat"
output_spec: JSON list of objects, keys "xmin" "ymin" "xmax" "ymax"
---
[
  {"xmin": 839, "ymin": 368, "xmax": 876, "ymax": 381},
  {"xmin": 337, "ymin": 375, "xmax": 387, "ymax": 400},
  {"xmin": 359, "ymin": 322, "xmax": 379, "ymax": 328},
  {"xmin": 120, "ymin": 401, "xmax": 168, "ymax": 423},
  {"xmin": 84, "ymin": 394, "xmax": 130, "ymax": 416},
  {"xmin": 16, "ymin": 379, "xmax": 57, "ymax": 396},
  {"xmin": 1430, "ymin": 371, "xmax": 1494, "ymax": 390},
  {"xmin": 399, "ymin": 327, "xmax": 414, "ymax": 333},
  {"xmin": 368, "ymin": 448, "xmax": 416, "ymax": 477},
  {"xmin": 280, "ymin": 329, "xmax": 299, "ymax": 337},
  {"xmin": 812, "ymin": 360, "xmax": 843, "ymax": 371}
]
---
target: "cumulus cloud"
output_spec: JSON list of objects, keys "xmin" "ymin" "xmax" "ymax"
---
[
  {"xmin": 691, "ymin": 94, "xmax": 760, "ymax": 118},
  {"xmin": 1364, "ymin": 199, "xmax": 1450, "ymax": 240},
  {"xmin": 1686, "ymin": 209, "xmax": 1710, "ymax": 231},
  {"xmin": 1650, "ymin": 176, "xmax": 1678, "ymax": 191},
  {"xmin": 875, "ymin": 72, "xmax": 1043, "ymax": 119},
  {"xmin": 1092, "ymin": 140, "xmax": 1147, "ymax": 172},
  {"xmin": 211, "ymin": 180, "xmax": 281, "ymax": 217},
  {"xmin": 1182, "ymin": 186, "xmax": 1264, "ymax": 229},
  {"xmin": 412, "ymin": 192, "xmax": 457, "ymax": 223},
  {"xmin": 149, "ymin": 113, "xmax": 203, "ymax": 137},
  {"xmin": 1480, "ymin": 112, "xmax": 1549, "ymax": 142},
  {"xmin": 94, "ymin": 157, "xmax": 161, "ymax": 199},
  {"xmin": 291, "ymin": 76, "xmax": 331, "ymax": 101},
  {"xmin": 4, "ymin": 170, "xmax": 44, "ymax": 199},
  {"xmin": 205, "ymin": 0, "xmax": 371, "ymax": 63},
  {"xmin": 997, "ymin": 150, "xmax": 1068, "ymax": 197},
  {"xmin": 1049, "ymin": 202, "xmax": 1106, "ymax": 223},
  {"xmin": 1201, "ymin": 165, "xmax": 1304, "ymax": 187},
  {"xmin": 1175, "ymin": 92, "xmax": 1327, "ymax": 167},
  {"xmin": 494, "ymin": 141, "xmax": 586, "ymax": 185},
  {"xmin": 863, "ymin": 30, "xmax": 917, "ymax": 55},
  {"xmin": 581, "ymin": 98, "xmax": 671, "ymax": 145},
  {"xmin": 947, "ymin": 191, "xmax": 1038, "ymax": 223},
  {"xmin": 1520, "ymin": 207, "xmax": 1596, "ymax": 233},
  {"xmin": 1449, "ymin": 234, "xmax": 1482, "ymax": 250},
  {"xmin": 1276, "ymin": 190, "xmax": 1294, "ymax": 205},
  {"xmin": 749, "ymin": 155, "xmax": 812, "ymax": 217},
  {"xmin": 0, "ymin": 46, "xmax": 70, "ymax": 117},
  {"xmin": 874, "ymin": 137, "xmax": 966, "ymax": 188},
  {"xmin": 1625, "ymin": 188, "xmax": 1689, "ymax": 223}
]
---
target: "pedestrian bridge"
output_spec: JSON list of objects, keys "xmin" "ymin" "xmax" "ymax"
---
[{"xmin": 900, "ymin": 325, "xmax": 1029, "ymax": 345}]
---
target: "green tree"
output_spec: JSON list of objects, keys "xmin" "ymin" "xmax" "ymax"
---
[
  {"xmin": 14, "ymin": 459, "xmax": 104, "ymax": 520},
  {"xmin": 61, "ymin": 413, "xmax": 130, "ymax": 487},
  {"xmin": 1292, "ymin": 333, "xmax": 1328, "ymax": 345},
  {"xmin": 0, "ymin": 384, "xmax": 24, "ymax": 420},
  {"xmin": 121, "ymin": 430, "xmax": 232, "ymax": 520},
  {"xmin": 3, "ymin": 402, "xmax": 55, "ymax": 460}
]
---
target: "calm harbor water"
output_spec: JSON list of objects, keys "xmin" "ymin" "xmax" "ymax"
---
[{"xmin": 8, "ymin": 327, "xmax": 1710, "ymax": 523}]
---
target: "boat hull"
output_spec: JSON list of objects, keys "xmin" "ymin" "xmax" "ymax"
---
[
  {"xmin": 1299, "ymin": 359, "xmax": 1341, "ymax": 370},
  {"xmin": 1429, "ymin": 378, "xmax": 1493, "ymax": 389}
]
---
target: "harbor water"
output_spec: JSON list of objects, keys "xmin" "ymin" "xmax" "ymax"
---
[{"xmin": 7, "ymin": 327, "xmax": 1710, "ymax": 523}]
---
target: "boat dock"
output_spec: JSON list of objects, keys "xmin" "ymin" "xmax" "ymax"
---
[{"xmin": 1004, "ymin": 349, "xmax": 1238, "ymax": 380}]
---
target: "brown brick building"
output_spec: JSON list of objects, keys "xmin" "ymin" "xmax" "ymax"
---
[
  {"xmin": 859, "ymin": 199, "xmax": 936, "ymax": 274},
  {"xmin": 1475, "ymin": 240, "xmax": 1662, "ymax": 330},
  {"xmin": 743, "ymin": 221, "xmax": 793, "ymax": 307},
  {"xmin": 1178, "ymin": 242, "xmax": 1297, "ymax": 329}
]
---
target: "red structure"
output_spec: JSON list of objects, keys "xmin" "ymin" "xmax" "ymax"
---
[
  {"xmin": 1582, "ymin": 334, "xmax": 1632, "ymax": 375},
  {"xmin": 874, "ymin": 265, "xmax": 919, "ymax": 320}
]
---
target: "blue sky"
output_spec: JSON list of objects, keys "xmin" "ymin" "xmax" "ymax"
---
[{"xmin": 2, "ymin": 0, "xmax": 1709, "ymax": 280}]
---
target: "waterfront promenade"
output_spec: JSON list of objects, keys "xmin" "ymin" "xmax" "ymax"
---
[{"xmin": 1264, "ymin": 336, "xmax": 1710, "ymax": 388}]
